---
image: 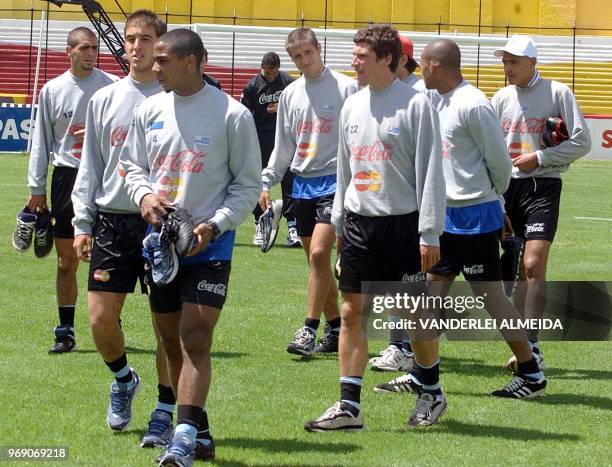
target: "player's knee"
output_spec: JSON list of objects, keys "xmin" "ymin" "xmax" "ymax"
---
[
  {"xmin": 181, "ymin": 328, "xmax": 212, "ymax": 356},
  {"xmin": 57, "ymin": 254, "xmax": 79, "ymax": 274},
  {"xmin": 523, "ymin": 255, "xmax": 546, "ymax": 279},
  {"xmin": 89, "ymin": 311, "xmax": 118, "ymax": 336},
  {"xmin": 308, "ymin": 246, "xmax": 330, "ymax": 268}
]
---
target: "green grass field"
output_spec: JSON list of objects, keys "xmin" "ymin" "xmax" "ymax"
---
[{"xmin": 0, "ymin": 154, "xmax": 610, "ymax": 466}]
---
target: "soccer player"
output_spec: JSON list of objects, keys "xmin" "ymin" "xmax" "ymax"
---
[
  {"xmin": 25, "ymin": 27, "xmax": 117, "ymax": 354},
  {"xmin": 376, "ymin": 38, "xmax": 547, "ymax": 400},
  {"xmin": 123, "ymin": 29, "xmax": 261, "ymax": 465},
  {"xmin": 201, "ymin": 47, "xmax": 221, "ymax": 90},
  {"xmin": 260, "ymin": 28, "xmax": 356, "ymax": 356},
  {"xmin": 367, "ymin": 34, "xmax": 424, "ymax": 372},
  {"xmin": 241, "ymin": 51, "xmax": 300, "ymax": 247},
  {"xmin": 304, "ymin": 24, "xmax": 446, "ymax": 431},
  {"xmin": 71, "ymin": 11, "xmax": 178, "ymax": 445},
  {"xmin": 491, "ymin": 35, "xmax": 591, "ymax": 369}
]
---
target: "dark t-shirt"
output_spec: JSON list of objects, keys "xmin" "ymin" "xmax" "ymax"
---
[
  {"xmin": 241, "ymin": 71, "xmax": 294, "ymax": 132},
  {"xmin": 203, "ymin": 73, "xmax": 222, "ymax": 90}
]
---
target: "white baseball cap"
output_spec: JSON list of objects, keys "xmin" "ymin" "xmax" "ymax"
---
[{"xmin": 494, "ymin": 35, "xmax": 538, "ymax": 59}]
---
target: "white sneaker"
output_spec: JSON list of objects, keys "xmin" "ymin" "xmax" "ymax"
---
[
  {"xmin": 369, "ymin": 345, "xmax": 413, "ymax": 372},
  {"xmin": 408, "ymin": 392, "xmax": 447, "ymax": 427},
  {"xmin": 260, "ymin": 200, "xmax": 283, "ymax": 253},
  {"xmin": 304, "ymin": 402, "xmax": 364, "ymax": 432},
  {"xmin": 252, "ymin": 221, "xmax": 263, "ymax": 246},
  {"xmin": 286, "ymin": 226, "xmax": 302, "ymax": 247}
]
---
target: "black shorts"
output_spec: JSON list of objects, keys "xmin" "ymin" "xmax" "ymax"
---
[
  {"xmin": 429, "ymin": 230, "xmax": 502, "ymax": 281},
  {"xmin": 88, "ymin": 213, "xmax": 148, "ymax": 293},
  {"xmin": 50, "ymin": 166, "xmax": 78, "ymax": 238},
  {"xmin": 339, "ymin": 211, "xmax": 423, "ymax": 294},
  {"xmin": 504, "ymin": 177, "xmax": 562, "ymax": 242},
  {"xmin": 293, "ymin": 194, "xmax": 334, "ymax": 237},
  {"xmin": 148, "ymin": 261, "xmax": 232, "ymax": 313}
]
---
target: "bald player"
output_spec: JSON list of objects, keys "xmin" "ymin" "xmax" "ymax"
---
[
  {"xmin": 377, "ymin": 39, "xmax": 547, "ymax": 403},
  {"xmin": 25, "ymin": 27, "xmax": 118, "ymax": 354}
]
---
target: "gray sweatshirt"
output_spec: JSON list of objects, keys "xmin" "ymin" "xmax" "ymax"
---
[
  {"xmin": 72, "ymin": 76, "xmax": 162, "ymax": 236},
  {"xmin": 437, "ymin": 80, "xmax": 511, "ymax": 207},
  {"xmin": 331, "ymin": 78, "xmax": 446, "ymax": 246},
  {"xmin": 261, "ymin": 66, "xmax": 356, "ymax": 190},
  {"xmin": 28, "ymin": 68, "xmax": 118, "ymax": 195},
  {"xmin": 122, "ymin": 84, "xmax": 262, "ymax": 234},
  {"xmin": 491, "ymin": 76, "xmax": 591, "ymax": 178}
]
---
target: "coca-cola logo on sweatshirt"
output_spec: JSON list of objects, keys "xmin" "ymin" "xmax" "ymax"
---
[
  {"xmin": 350, "ymin": 140, "xmax": 393, "ymax": 162},
  {"xmin": 110, "ymin": 125, "xmax": 129, "ymax": 147},
  {"xmin": 297, "ymin": 117, "xmax": 332, "ymax": 134},
  {"xmin": 501, "ymin": 117, "xmax": 546, "ymax": 135},
  {"xmin": 151, "ymin": 149, "xmax": 206, "ymax": 174}
]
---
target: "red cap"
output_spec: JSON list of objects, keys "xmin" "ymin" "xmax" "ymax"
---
[{"xmin": 399, "ymin": 36, "xmax": 414, "ymax": 58}]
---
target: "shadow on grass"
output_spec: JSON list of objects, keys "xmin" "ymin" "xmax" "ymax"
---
[
  {"xmin": 382, "ymin": 419, "xmax": 581, "ymax": 442},
  {"xmin": 544, "ymin": 367, "xmax": 612, "ymax": 381},
  {"xmin": 211, "ymin": 461, "xmax": 346, "ymax": 467},
  {"xmin": 218, "ymin": 437, "xmax": 361, "ymax": 454},
  {"xmin": 450, "ymin": 390, "xmax": 612, "ymax": 410}
]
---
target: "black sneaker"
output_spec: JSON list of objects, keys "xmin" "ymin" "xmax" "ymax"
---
[
  {"xmin": 12, "ymin": 206, "xmax": 37, "ymax": 252},
  {"xmin": 313, "ymin": 332, "xmax": 338, "ymax": 353},
  {"xmin": 163, "ymin": 206, "xmax": 195, "ymax": 259},
  {"xmin": 194, "ymin": 436, "xmax": 215, "ymax": 461},
  {"xmin": 491, "ymin": 375, "xmax": 547, "ymax": 399},
  {"xmin": 49, "ymin": 325, "xmax": 76, "ymax": 354},
  {"xmin": 34, "ymin": 208, "xmax": 54, "ymax": 258}
]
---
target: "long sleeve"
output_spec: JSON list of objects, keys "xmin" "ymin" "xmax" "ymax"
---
[
  {"xmin": 331, "ymin": 108, "xmax": 351, "ymax": 237},
  {"xmin": 261, "ymin": 91, "xmax": 295, "ymax": 190},
  {"xmin": 28, "ymin": 86, "xmax": 52, "ymax": 195},
  {"xmin": 468, "ymin": 104, "xmax": 512, "ymax": 195},
  {"xmin": 413, "ymin": 99, "xmax": 445, "ymax": 246},
  {"xmin": 71, "ymin": 99, "xmax": 104, "ymax": 235},
  {"xmin": 536, "ymin": 88, "xmax": 591, "ymax": 167},
  {"xmin": 122, "ymin": 111, "xmax": 154, "ymax": 208},
  {"xmin": 208, "ymin": 110, "xmax": 262, "ymax": 233}
]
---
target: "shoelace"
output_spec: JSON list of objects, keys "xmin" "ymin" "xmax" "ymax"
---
[
  {"xmin": 503, "ymin": 376, "xmax": 526, "ymax": 393},
  {"xmin": 110, "ymin": 386, "xmax": 132, "ymax": 413},
  {"xmin": 321, "ymin": 404, "xmax": 344, "ymax": 420},
  {"xmin": 380, "ymin": 346, "xmax": 402, "ymax": 363},
  {"xmin": 413, "ymin": 398, "xmax": 433, "ymax": 420},
  {"xmin": 167, "ymin": 437, "xmax": 192, "ymax": 456},
  {"xmin": 35, "ymin": 228, "xmax": 49, "ymax": 246},
  {"xmin": 17, "ymin": 220, "xmax": 34, "ymax": 240},
  {"xmin": 294, "ymin": 328, "xmax": 314, "ymax": 345},
  {"xmin": 146, "ymin": 416, "xmax": 171, "ymax": 437}
]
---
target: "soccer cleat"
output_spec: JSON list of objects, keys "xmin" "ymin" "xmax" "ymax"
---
[
  {"xmin": 48, "ymin": 325, "xmax": 76, "ymax": 354},
  {"xmin": 141, "ymin": 410, "xmax": 173, "ymax": 448},
  {"xmin": 491, "ymin": 375, "xmax": 547, "ymax": 399},
  {"xmin": 286, "ymin": 226, "xmax": 302, "ymax": 247},
  {"xmin": 158, "ymin": 431, "xmax": 195, "ymax": 467},
  {"xmin": 313, "ymin": 332, "xmax": 338, "ymax": 354},
  {"xmin": 252, "ymin": 221, "xmax": 263, "ymax": 246},
  {"xmin": 143, "ymin": 230, "xmax": 179, "ymax": 286},
  {"xmin": 369, "ymin": 345, "xmax": 414, "ymax": 372},
  {"xmin": 259, "ymin": 200, "xmax": 283, "ymax": 253},
  {"xmin": 12, "ymin": 206, "xmax": 37, "ymax": 252},
  {"xmin": 107, "ymin": 369, "xmax": 140, "ymax": 430},
  {"xmin": 194, "ymin": 437, "xmax": 215, "ymax": 461},
  {"xmin": 374, "ymin": 372, "xmax": 422, "ymax": 395},
  {"xmin": 304, "ymin": 402, "xmax": 364, "ymax": 432},
  {"xmin": 505, "ymin": 351, "xmax": 545, "ymax": 372},
  {"xmin": 408, "ymin": 392, "xmax": 447, "ymax": 427},
  {"xmin": 287, "ymin": 326, "xmax": 317, "ymax": 356},
  {"xmin": 500, "ymin": 236, "xmax": 524, "ymax": 297},
  {"xmin": 33, "ymin": 208, "xmax": 54, "ymax": 258},
  {"xmin": 162, "ymin": 206, "xmax": 195, "ymax": 259}
]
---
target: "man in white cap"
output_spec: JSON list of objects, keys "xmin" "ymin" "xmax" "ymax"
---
[{"xmin": 491, "ymin": 35, "xmax": 591, "ymax": 370}]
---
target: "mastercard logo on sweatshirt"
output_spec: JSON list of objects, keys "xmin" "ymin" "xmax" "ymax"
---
[
  {"xmin": 297, "ymin": 142, "xmax": 317, "ymax": 159},
  {"xmin": 354, "ymin": 170, "xmax": 382, "ymax": 192},
  {"xmin": 508, "ymin": 141, "xmax": 533, "ymax": 158}
]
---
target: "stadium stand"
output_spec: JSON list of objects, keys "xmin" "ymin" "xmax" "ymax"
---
[{"xmin": 1, "ymin": 18, "xmax": 612, "ymax": 113}]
